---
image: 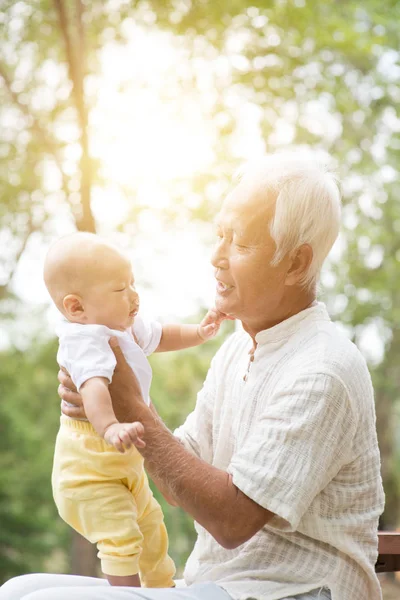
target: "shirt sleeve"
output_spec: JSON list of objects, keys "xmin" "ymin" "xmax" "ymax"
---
[
  {"xmin": 173, "ymin": 357, "xmax": 216, "ymax": 464},
  {"xmin": 57, "ymin": 331, "xmax": 116, "ymax": 392},
  {"xmin": 228, "ymin": 372, "xmax": 357, "ymax": 532},
  {"xmin": 132, "ymin": 315, "xmax": 162, "ymax": 356}
]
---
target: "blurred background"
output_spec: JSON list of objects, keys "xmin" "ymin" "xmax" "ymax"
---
[{"xmin": 1, "ymin": 0, "xmax": 400, "ymax": 597}]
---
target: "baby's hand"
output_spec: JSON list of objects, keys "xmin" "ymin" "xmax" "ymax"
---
[
  {"xmin": 197, "ymin": 308, "xmax": 235, "ymax": 341},
  {"xmin": 104, "ymin": 422, "xmax": 145, "ymax": 453}
]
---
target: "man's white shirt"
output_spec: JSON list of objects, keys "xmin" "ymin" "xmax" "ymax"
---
[
  {"xmin": 174, "ymin": 302, "xmax": 384, "ymax": 600},
  {"xmin": 56, "ymin": 316, "xmax": 162, "ymax": 406}
]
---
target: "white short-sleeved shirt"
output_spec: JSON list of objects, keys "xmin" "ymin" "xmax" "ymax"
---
[
  {"xmin": 174, "ymin": 302, "xmax": 385, "ymax": 600},
  {"xmin": 56, "ymin": 315, "xmax": 162, "ymax": 406}
]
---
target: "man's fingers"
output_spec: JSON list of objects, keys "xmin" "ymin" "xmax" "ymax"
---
[
  {"xmin": 109, "ymin": 338, "xmax": 144, "ymax": 412},
  {"xmin": 60, "ymin": 400, "xmax": 84, "ymax": 419},
  {"xmin": 58, "ymin": 368, "xmax": 77, "ymax": 392},
  {"xmin": 58, "ymin": 384, "xmax": 81, "ymax": 405},
  {"xmin": 109, "ymin": 337, "xmax": 131, "ymax": 373}
]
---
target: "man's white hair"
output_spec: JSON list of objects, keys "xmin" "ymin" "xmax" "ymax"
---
[{"xmin": 237, "ymin": 152, "xmax": 341, "ymax": 289}]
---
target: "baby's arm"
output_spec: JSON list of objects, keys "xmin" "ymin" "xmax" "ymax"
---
[
  {"xmin": 80, "ymin": 377, "xmax": 145, "ymax": 452},
  {"xmin": 155, "ymin": 309, "xmax": 231, "ymax": 353}
]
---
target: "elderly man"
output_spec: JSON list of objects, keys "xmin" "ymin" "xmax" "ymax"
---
[{"xmin": 0, "ymin": 154, "xmax": 384, "ymax": 600}]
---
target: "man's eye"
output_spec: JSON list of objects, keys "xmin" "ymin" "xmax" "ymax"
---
[{"xmin": 115, "ymin": 287, "xmax": 126, "ymax": 292}]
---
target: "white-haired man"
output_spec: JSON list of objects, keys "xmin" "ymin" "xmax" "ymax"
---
[{"xmin": 1, "ymin": 154, "xmax": 384, "ymax": 600}]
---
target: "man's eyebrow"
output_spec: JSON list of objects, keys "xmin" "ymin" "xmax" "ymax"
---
[{"xmin": 214, "ymin": 219, "xmax": 233, "ymax": 232}]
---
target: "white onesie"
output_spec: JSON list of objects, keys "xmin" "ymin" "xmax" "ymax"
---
[{"xmin": 56, "ymin": 315, "xmax": 162, "ymax": 408}]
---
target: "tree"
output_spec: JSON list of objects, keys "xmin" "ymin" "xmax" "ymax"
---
[{"xmin": 1, "ymin": 0, "xmax": 400, "ymax": 580}]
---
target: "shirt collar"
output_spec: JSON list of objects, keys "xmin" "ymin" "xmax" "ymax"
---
[{"xmin": 254, "ymin": 301, "xmax": 331, "ymax": 346}]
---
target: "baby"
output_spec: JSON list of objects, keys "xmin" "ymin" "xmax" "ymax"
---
[{"xmin": 44, "ymin": 232, "xmax": 223, "ymax": 589}]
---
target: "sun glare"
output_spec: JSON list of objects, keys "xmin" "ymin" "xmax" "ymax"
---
[{"xmin": 89, "ymin": 26, "xmax": 215, "ymax": 217}]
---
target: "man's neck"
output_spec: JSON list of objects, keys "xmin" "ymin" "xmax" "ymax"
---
[{"xmin": 241, "ymin": 289, "xmax": 317, "ymax": 344}]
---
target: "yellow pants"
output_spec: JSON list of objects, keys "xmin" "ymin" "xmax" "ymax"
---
[{"xmin": 52, "ymin": 416, "xmax": 175, "ymax": 585}]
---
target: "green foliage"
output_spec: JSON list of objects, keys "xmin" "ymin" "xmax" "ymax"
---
[
  {"xmin": 0, "ymin": 339, "xmax": 69, "ymax": 583},
  {"xmin": 1, "ymin": 0, "xmax": 400, "ymax": 589}
]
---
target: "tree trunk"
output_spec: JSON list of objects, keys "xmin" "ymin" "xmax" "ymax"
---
[
  {"xmin": 54, "ymin": 0, "xmax": 98, "ymax": 573},
  {"xmin": 71, "ymin": 532, "xmax": 99, "ymax": 577},
  {"xmin": 53, "ymin": 0, "xmax": 96, "ymax": 233},
  {"xmin": 375, "ymin": 327, "xmax": 400, "ymax": 527}
]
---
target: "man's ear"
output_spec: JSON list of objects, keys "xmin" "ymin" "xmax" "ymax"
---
[
  {"xmin": 285, "ymin": 244, "xmax": 313, "ymax": 287},
  {"xmin": 63, "ymin": 294, "xmax": 86, "ymax": 320}
]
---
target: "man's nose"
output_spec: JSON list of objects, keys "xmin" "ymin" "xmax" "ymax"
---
[{"xmin": 211, "ymin": 240, "xmax": 229, "ymax": 270}]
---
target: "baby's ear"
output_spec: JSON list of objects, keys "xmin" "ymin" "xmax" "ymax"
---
[{"xmin": 63, "ymin": 294, "xmax": 85, "ymax": 319}]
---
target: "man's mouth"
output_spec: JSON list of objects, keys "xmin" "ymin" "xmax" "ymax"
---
[
  {"xmin": 216, "ymin": 280, "xmax": 234, "ymax": 294},
  {"xmin": 129, "ymin": 307, "xmax": 139, "ymax": 317}
]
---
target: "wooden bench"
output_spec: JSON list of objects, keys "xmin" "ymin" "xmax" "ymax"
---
[{"xmin": 376, "ymin": 532, "xmax": 400, "ymax": 572}]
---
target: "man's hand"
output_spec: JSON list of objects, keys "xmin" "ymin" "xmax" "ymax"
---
[
  {"xmin": 108, "ymin": 337, "xmax": 147, "ymax": 423},
  {"xmin": 104, "ymin": 422, "xmax": 145, "ymax": 453},
  {"xmin": 58, "ymin": 337, "xmax": 146, "ymax": 423},
  {"xmin": 58, "ymin": 368, "xmax": 86, "ymax": 419},
  {"xmin": 197, "ymin": 308, "xmax": 235, "ymax": 341}
]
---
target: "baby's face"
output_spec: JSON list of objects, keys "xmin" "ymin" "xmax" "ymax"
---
[{"xmin": 83, "ymin": 256, "xmax": 140, "ymax": 332}]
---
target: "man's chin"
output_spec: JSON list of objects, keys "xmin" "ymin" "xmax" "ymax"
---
[{"xmin": 215, "ymin": 295, "xmax": 235, "ymax": 316}]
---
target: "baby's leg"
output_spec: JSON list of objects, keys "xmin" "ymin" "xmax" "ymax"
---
[
  {"xmin": 52, "ymin": 421, "xmax": 144, "ymax": 585},
  {"xmin": 56, "ymin": 481, "xmax": 144, "ymax": 584},
  {"xmin": 137, "ymin": 493, "xmax": 175, "ymax": 588}
]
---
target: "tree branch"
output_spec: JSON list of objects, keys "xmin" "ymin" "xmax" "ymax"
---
[
  {"xmin": 0, "ymin": 215, "xmax": 36, "ymax": 300},
  {"xmin": 53, "ymin": 0, "xmax": 95, "ymax": 232},
  {"xmin": 0, "ymin": 62, "xmax": 73, "ymax": 212}
]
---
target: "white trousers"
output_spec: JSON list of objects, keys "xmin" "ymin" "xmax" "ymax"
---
[{"xmin": 0, "ymin": 574, "xmax": 331, "ymax": 600}]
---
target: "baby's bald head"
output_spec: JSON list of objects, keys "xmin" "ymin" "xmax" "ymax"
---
[{"xmin": 44, "ymin": 232, "xmax": 130, "ymax": 314}]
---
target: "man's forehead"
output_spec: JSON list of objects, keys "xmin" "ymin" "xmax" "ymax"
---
[{"xmin": 216, "ymin": 185, "xmax": 274, "ymax": 229}]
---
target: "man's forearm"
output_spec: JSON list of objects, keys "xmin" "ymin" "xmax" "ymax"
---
[
  {"xmin": 129, "ymin": 402, "xmax": 263, "ymax": 548},
  {"xmin": 106, "ymin": 340, "xmax": 272, "ymax": 548},
  {"xmin": 144, "ymin": 403, "xmax": 179, "ymax": 506}
]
